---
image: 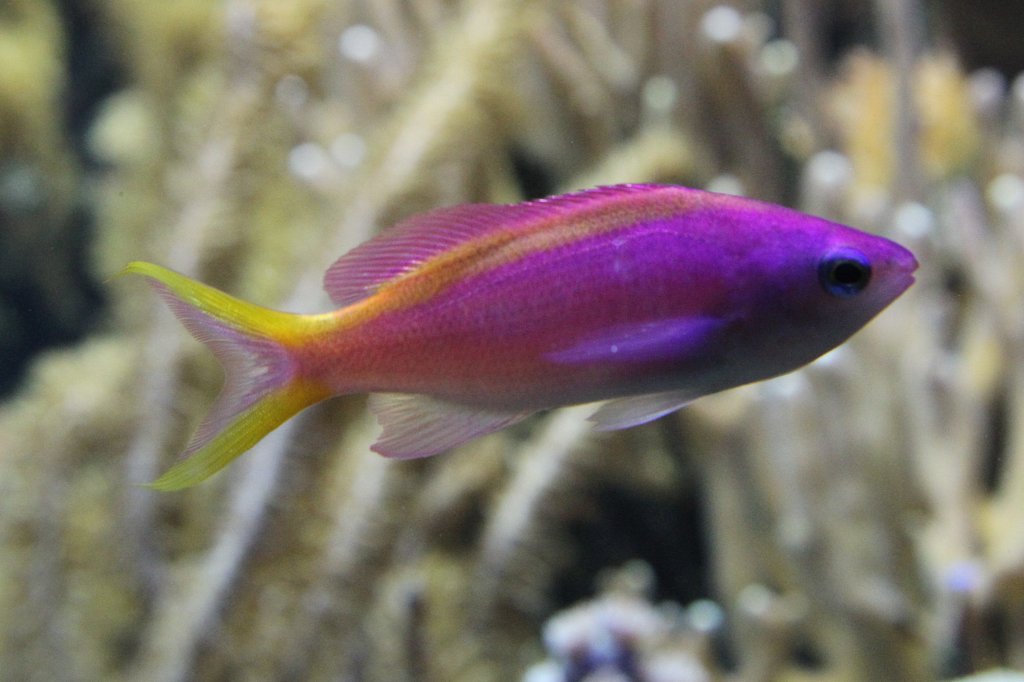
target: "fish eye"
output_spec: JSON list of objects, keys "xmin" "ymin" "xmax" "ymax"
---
[{"xmin": 818, "ymin": 250, "xmax": 872, "ymax": 297}]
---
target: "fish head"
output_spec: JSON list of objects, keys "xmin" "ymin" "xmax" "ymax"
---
[{"xmin": 706, "ymin": 198, "xmax": 918, "ymax": 375}]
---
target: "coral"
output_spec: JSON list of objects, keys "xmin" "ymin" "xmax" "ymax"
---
[
  {"xmin": 524, "ymin": 562, "xmax": 713, "ymax": 682},
  {"xmin": 2, "ymin": 1, "xmax": 1024, "ymax": 680},
  {"xmin": 827, "ymin": 50, "xmax": 981, "ymax": 204},
  {"xmin": 0, "ymin": 0, "xmax": 96, "ymax": 394}
]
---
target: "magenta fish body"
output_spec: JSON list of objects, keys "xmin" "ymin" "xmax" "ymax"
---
[
  {"xmin": 315, "ymin": 184, "xmax": 916, "ymax": 419},
  {"xmin": 125, "ymin": 184, "xmax": 917, "ymax": 489}
]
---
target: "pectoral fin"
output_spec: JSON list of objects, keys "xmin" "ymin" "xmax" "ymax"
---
[
  {"xmin": 545, "ymin": 316, "xmax": 724, "ymax": 365},
  {"xmin": 368, "ymin": 393, "xmax": 531, "ymax": 459}
]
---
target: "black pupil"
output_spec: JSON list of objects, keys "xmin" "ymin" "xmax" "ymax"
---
[
  {"xmin": 832, "ymin": 260, "xmax": 865, "ymax": 285},
  {"xmin": 819, "ymin": 253, "xmax": 872, "ymax": 297}
]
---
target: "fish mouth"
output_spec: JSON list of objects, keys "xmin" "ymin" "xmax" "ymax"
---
[
  {"xmin": 890, "ymin": 250, "xmax": 919, "ymax": 296},
  {"xmin": 905, "ymin": 250, "xmax": 920, "ymax": 278}
]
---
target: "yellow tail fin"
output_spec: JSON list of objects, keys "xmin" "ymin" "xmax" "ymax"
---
[{"xmin": 121, "ymin": 262, "xmax": 327, "ymax": 491}]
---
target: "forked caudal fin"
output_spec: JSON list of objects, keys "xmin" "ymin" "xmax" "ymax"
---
[{"xmin": 121, "ymin": 262, "xmax": 327, "ymax": 491}]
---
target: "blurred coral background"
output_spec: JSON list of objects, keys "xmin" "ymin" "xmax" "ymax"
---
[{"xmin": 1, "ymin": 1, "xmax": 1023, "ymax": 680}]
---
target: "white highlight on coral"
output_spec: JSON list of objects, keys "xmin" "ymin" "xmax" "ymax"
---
[
  {"xmin": 705, "ymin": 174, "xmax": 745, "ymax": 197},
  {"xmin": 542, "ymin": 594, "xmax": 665, "ymax": 656},
  {"xmin": 701, "ymin": 5, "xmax": 743, "ymax": 44},
  {"xmin": 737, "ymin": 583, "xmax": 774, "ymax": 617},
  {"xmin": 687, "ymin": 599, "xmax": 724, "ymax": 633},
  {"xmin": 893, "ymin": 201, "xmax": 934, "ymax": 240},
  {"xmin": 811, "ymin": 346, "xmax": 849, "ymax": 372},
  {"xmin": 759, "ymin": 372, "xmax": 807, "ymax": 401},
  {"xmin": 944, "ymin": 559, "xmax": 985, "ymax": 594},
  {"xmin": 642, "ymin": 75, "xmax": 678, "ymax": 114},
  {"xmin": 330, "ymin": 133, "xmax": 367, "ymax": 169},
  {"xmin": 287, "ymin": 142, "xmax": 331, "ymax": 182},
  {"xmin": 760, "ymin": 39, "xmax": 799, "ymax": 78},
  {"xmin": 86, "ymin": 92, "xmax": 156, "ymax": 165},
  {"xmin": 806, "ymin": 150, "xmax": 853, "ymax": 194},
  {"xmin": 338, "ymin": 24, "xmax": 381, "ymax": 63},
  {"xmin": 987, "ymin": 173, "xmax": 1024, "ymax": 213},
  {"xmin": 521, "ymin": 661, "xmax": 561, "ymax": 682},
  {"xmin": 645, "ymin": 653, "xmax": 711, "ymax": 682}
]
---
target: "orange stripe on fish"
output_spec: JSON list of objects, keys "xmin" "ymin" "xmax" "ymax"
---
[{"xmin": 327, "ymin": 185, "xmax": 697, "ymax": 327}]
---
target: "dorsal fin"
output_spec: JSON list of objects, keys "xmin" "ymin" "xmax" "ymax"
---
[
  {"xmin": 324, "ymin": 203, "xmax": 520, "ymax": 306},
  {"xmin": 322, "ymin": 184, "xmax": 668, "ymax": 306}
]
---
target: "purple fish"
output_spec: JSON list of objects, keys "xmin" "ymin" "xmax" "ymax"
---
[{"xmin": 123, "ymin": 184, "xmax": 917, "ymax": 489}]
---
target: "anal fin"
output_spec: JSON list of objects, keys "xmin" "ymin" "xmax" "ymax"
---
[
  {"xmin": 589, "ymin": 389, "xmax": 696, "ymax": 431},
  {"xmin": 369, "ymin": 393, "xmax": 531, "ymax": 459}
]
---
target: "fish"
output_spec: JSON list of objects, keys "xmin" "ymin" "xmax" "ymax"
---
[{"xmin": 122, "ymin": 184, "xmax": 918, "ymax": 490}]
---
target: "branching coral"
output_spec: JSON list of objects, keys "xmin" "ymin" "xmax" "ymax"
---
[{"xmin": 2, "ymin": 1, "xmax": 1024, "ymax": 680}]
